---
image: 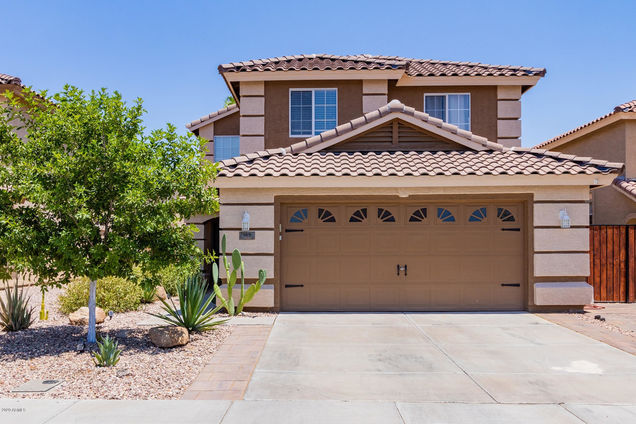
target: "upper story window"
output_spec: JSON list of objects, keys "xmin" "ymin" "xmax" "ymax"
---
[
  {"xmin": 424, "ymin": 94, "xmax": 470, "ymax": 131},
  {"xmin": 290, "ymin": 89, "xmax": 337, "ymax": 137},
  {"xmin": 214, "ymin": 135, "xmax": 240, "ymax": 161}
]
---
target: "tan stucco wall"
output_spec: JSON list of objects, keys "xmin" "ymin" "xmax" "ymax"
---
[
  {"xmin": 264, "ymin": 80, "xmax": 363, "ymax": 149},
  {"xmin": 386, "ymin": 81, "xmax": 498, "ymax": 142}
]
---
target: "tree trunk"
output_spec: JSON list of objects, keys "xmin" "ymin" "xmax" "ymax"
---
[{"xmin": 87, "ymin": 279, "xmax": 97, "ymax": 343}]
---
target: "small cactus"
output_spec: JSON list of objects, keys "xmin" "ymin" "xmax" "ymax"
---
[{"xmin": 213, "ymin": 235, "xmax": 267, "ymax": 315}]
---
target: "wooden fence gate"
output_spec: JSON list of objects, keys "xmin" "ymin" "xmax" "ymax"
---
[{"xmin": 588, "ymin": 225, "xmax": 636, "ymax": 302}]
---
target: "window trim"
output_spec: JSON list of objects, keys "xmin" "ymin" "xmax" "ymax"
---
[
  {"xmin": 289, "ymin": 88, "xmax": 338, "ymax": 138},
  {"xmin": 424, "ymin": 93, "xmax": 471, "ymax": 130}
]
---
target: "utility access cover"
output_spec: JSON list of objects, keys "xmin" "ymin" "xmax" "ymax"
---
[{"xmin": 12, "ymin": 379, "xmax": 62, "ymax": 392}]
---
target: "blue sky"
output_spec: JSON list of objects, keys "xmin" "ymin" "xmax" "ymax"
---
[{"xmin": 2, "ymin": 0, "xmax": 635, "ymax": 146}]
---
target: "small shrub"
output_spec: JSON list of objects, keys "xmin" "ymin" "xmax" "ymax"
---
[
  {"xmin": 148, "ymin": 274, "xmax": 227, "ymax": 332},
  {"xmin": 140, "ymin": 285, "xmax": 157, "ymax": 303},
  {"xmin": 92, "ymin": 335, "xmax": 121, "ymax": 367},
  {"xmin": 59, "ymin": 276, "xmax": 143, "ymax": 314},
  {"xmin": 0, "ymin": 281, "xmax": 36, "ymax": 331},
  {"xmin": 156, "ymin": 264, "xmax": 198, "ymax": 297}
]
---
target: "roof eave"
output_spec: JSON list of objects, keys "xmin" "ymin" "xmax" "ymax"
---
[{"xmin": 215, "ymin": 172, "xmax": 619, "ymax": 189}]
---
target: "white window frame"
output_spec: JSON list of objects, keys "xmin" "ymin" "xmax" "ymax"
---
[
  {"xmin": 424, "ymin": 93, "xmax": 471, "ymax": 130},
  {"xmin": 289, "ymin": 88, "xmax": 338, "ymax": 138}
]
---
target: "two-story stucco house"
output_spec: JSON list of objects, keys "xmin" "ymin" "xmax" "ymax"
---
[
  {"xmin": 187, "ymin": 54, "xmax": 622, "ymax": 312},
  {"xmin": 535, "ymin": 101, "xmax": 636, "ymax": 225}
]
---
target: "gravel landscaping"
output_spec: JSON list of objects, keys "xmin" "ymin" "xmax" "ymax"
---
[{"xmin": 0, "ymin": 285, "xmax": 233, "ymax": 399}]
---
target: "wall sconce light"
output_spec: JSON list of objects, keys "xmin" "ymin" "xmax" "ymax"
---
[
  {"xmin": 239, "ymin": 211, "xmax": 255, "ymax": 240},
  {"xmin": 559, "ymin": 208, "xmax": 571, "ymax": 229},
  {"xmin": 242, "ymin": 211, "xmax": 250, "ymax": 232}
]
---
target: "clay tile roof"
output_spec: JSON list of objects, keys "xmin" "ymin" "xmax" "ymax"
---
[
  {"xmin": 536, "ymin": 99, "xmax": 636, "ymax": 149},
  {"xmin": 613, "ymin": 177, "xmax": 636, "ymax": 201},
  {"xmin": 186, "ymin": 103, "xmax": 238, "ymax": 130},
  {"xmin": 218, "ymin": 54, "xmax": 546, "ymax": 78},
  {"xmin": 0, "ymin": 73, "xmax": 22, "ymax": 85},
  {"xmin": 218, "ymin": 150, "xmax": 621, "ymax": 178}
]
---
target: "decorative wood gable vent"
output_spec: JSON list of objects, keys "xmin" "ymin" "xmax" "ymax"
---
[{"xmin": 326, "ymin": 119, "xmax": 468, "ymax": 152}]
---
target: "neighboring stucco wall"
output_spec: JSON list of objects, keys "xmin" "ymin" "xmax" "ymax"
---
[
  {"xmin": 592, "ymin": 185, "xmax": 636, "ymax": 224},
  {"xmin": 387, "ymin": 81, "xmax": 498, "ymax": 143},
  {"xmin": 556, "ymin": 121, "xmax": 627, "ymax": 165},
  {"xmin": 625, "ymin": 120, "xmax": 636, "ymax": 178},
  {"xmin": 264, "ymin": 80, "xmax": 363, "ymax": 149},
  {"xmin": 554, "ymin": 121, "xmax": 636, "ymax": 224},
  {"xmin": 218, "ymin": 182, "xmax": 593, "ymax": 310}
]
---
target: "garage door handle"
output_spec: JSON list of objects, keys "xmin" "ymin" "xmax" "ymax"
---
[
  {"xmin": 397, "ymin": 265, "xmax": 407, "ymax": 276},
  {"xmin": 285, "ymin": 229, "xmax": 304, "ymax": 233},
  {"xmin": 285, "ymin": 284, "xmax": 304, "ymax": 288},
  {"xmin": 501, "ymin": 228, "xmax": 521, "ymax": 232},
  {"xmin": 500, "ymin": 283, "xmax": 521, "ymax": 287}
]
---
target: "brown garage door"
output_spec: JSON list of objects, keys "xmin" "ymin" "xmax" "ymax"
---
[{"xmin": 281, "ymin": 201, "xmax": 525, "ymax": 311}]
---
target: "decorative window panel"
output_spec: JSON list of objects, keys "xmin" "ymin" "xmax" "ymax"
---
[
  {"xmin": 349, "ymin": 208, "xmax": 368, "ymax": 223},
  {"xmin": 468, "ymin": 207, "xmax": 487, "ymax": 222},
  {"xmin": 437, "ymin": 207, "xmax": 456, "ymax": 223},
  {"xmin": 409, "ymin": 208, "xmax": 428, "ymax": 222},
  {"xmin": 289, "ymin": 208, "xmax": 308, "ymax": 224}
]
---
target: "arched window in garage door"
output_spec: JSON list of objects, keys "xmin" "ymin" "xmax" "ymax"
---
[
  {"xmin": 497, "ymin": 208, "xmax": 516, "ymax": 222},
  {"xmin": 289, "ymin": 208, "xmax": 308, "ymax": 224},
  {"xmin": 377, "ymin": 208, "xmax": 396, "ymax": 223},
  {"xmin": 408, "ymin": 208, "xmax": 428, "ymax": 223},
  {"xmin": 349, "ymin": 208, "xmax": 368, "ymax": 223},
  {"xmin": 317, "ymin": 208, "xmax": 336, "ymax": 223}
]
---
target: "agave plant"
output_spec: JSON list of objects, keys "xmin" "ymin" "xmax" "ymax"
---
[
  {"xmin": 148, "ymin": 274, "xmax": 227, "ymax": 332},
  {"xmin": 213, "ymin": 234, "xmax": 267, "ymax": 316},
  {"xmin": 92, "ymin": 335, "xmax": 121, "ymax": 367},
  {"xmin": 0, "ymin": 281, "xmax": 36, "ymax": 331}
]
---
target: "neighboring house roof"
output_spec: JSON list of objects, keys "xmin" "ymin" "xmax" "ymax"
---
[
  {"xmin": 536, "ymin": 99, "xmax": 636, "ymax": 150},
  {"xmin": 186, "ymin": 103, "xmax": 238, "ymax": 131},
  {"xmin": 613, "ymin": 177, "xmax": 636, "ymax": 202},
  {"xmin": 218, "ymin": 54, "xmax": 546, "ymax": 78},
  {"xmin": 0, "ymin": 73, "xmax": 22, "ymax": 86},
  {"xmin": 218, "ymin": 150, "xmax": 621, "ymax": 178}
]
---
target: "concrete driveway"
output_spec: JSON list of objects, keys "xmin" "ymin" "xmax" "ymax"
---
[{"xmin": 5, "ymin": 312, "xmax": 636, "ymax": 424}]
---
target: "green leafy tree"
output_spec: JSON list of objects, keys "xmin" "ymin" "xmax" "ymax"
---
[
  {"xmin": 0, "ymin": 86, "xmax": 218, "ymax": 342},
  {"xmin": 223, "ymin": 96, "xmax": 236, "ymax": 108}
]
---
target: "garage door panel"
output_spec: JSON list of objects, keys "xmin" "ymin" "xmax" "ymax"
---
[
  {"xmin": 314, "ymin": 231, "xmax": 342, "ymax": 253},
  {"xmin": 340, "ymin": 232, "xmax": 373, "ymax": 254},
  {"xmin": 342, "ymin": 257, "xmax": 372, "ymax": 282},
  {"xmin": 401, "ymin": 232, "xmax": 430, "ymax": 254},
  {"xmin": 311, "ymin": 256, "xmax": 342, "ymax": 283},
  {"xmin": 281, "ymin": 201, "xmax": 525, "ymax": 311},
  {"xmin": 342, "ymin": 286, "xmax": 371, "ymax": 309},
  {"xmin": 373, "ymin": 231, "xmax": 402, "ymax": 253},
  {"xmin": 429, "ymin": 257, "xmax": 462, "ymax": 282},
  {"xmin": 459, "ymin": 256, "xmax": 495, "ymax": 282},
  {"xmin": 371, "ymin": 285, "xmax": 401, "ymax": 308},
  {"xmin": 309, "ymin": 285, "xmax": 341, "ymax": 309}
]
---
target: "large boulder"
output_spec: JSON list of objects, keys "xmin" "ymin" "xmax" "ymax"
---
[
  {"xmin": 153, "ymin": 286, "xmax": 167, "ymax": 301},
  {"xmin": 68, "ymin": 306, "xmax": 106, "ymax": 326},
  {"xmin": 149, "ymin": 326, "xmax": 189, "ymax": 348}
]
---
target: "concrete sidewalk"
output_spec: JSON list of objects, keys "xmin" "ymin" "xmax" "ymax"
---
[{"xmin": 2, "ymin": 399, "xmax": 636, "ymax": 424}]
